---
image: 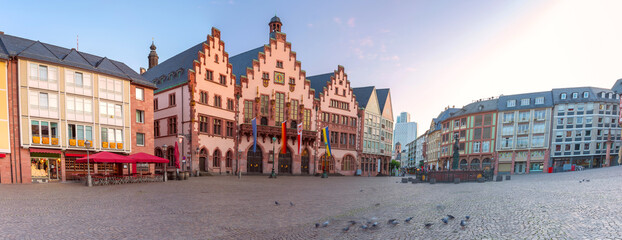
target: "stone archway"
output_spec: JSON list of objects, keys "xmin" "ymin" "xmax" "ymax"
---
[
  {"xmin": 300, "ymin": 148, "xmax": 310, "ymax": 174},
  {"xmin": 470, "ymin": 158, "xmax": 480, "ymax": 170},
  {"xmin": 460, "ymin": 159, "xmax": 468, "ymax": 170},
  {"xmin": 278, "ymin": 147, "xmax": 293, "ymax": 174},
  {"xmin": 247, "ymin": 146, "xmax": 263, "ymax": 173}
]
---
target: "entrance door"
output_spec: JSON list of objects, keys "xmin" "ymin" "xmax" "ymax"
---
[
  {"xmin": 278, "ymin": 148, "xmax": 292, "ymax": 174},
  {"xmin": 199, "ymin": 157, "xmax": 206, "ymax": 171},
  {"xmin": 300, "ymin": 149, "xmax": 309, "ymax": 174},
  {"xmin": 247, "ymin": 148, "xmax": 263, "ymax": 173},
  {"xmin": 515, "ymin": 163, "xmax": 525, "ymax": 174},
  {"xmin": 49, "ymin": 159, "xmax": 60, "ymax": 180}
]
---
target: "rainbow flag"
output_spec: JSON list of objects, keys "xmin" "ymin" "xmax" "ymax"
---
[
  {"xmin": 281, "ymin": 121, "xmax": 287, "ymax": 154},
  {"xmin": 322, "ymin": 127, "xmax": 332, "ymax": 157}
]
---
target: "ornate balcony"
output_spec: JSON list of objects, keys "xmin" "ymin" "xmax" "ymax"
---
[{"xmin": 240, "ymin": 123, "xmax": 317, "ymax": 144}]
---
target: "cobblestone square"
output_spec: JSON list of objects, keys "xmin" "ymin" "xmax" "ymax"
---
[{"xmin": 2, "ymin": 167, "xmax": 622, "ymax": 239}]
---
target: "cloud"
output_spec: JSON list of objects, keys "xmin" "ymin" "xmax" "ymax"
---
[
  {"xmin": 307, "ymin": 23, "xmax": 313, "ymax": 28},
  {"xmin": 347, "ymin": 18, "xmax": 356, "ymax": 27},
  {"xmin": 333, "ymin": 17, "xmax": 342, "ymax": 25},
  {"xmin": 359, "ymin": 37, "xmax": 374, "ymax": 47}
]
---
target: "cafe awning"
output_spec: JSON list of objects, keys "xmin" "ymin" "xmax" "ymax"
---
[
  {"xmin": 76, "ymin": 152, "xmax": 134, "ymax": 163},
  {"xmin": 128, "ymin": 152, "xmax": 169, "ymax": 163}
]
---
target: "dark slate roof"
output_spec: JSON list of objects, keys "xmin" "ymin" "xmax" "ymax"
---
[
  {"xmin": 498, "ymin": 91, "xmax": 554, "ymax": 111},
  {"xmin": 0, "ymin": 33, "xmax": 154, "ymax": 88},
  {"xmin": 307, "ymin": 73, "xmax": 333, "ymax": 99},
  {"xmin": 352, "ymin": 86, "xmax": 375, "ymax": 108},
  {"xmin": 434, "ymin": 108, "xmax": 459, "ymax": 130},
  {"xmin": 451, "ymin": 98, "xmax": 498, "ymax": 119},
  {"xmin": 376, "ymin": 88, "xmax": 390, "ymax": 112},
  {"xmin": 271, "ymin": 16, "xmax": 281, "ymax": 23},
  {"xmin": 552, "ymin": 87, "xmax": 618, "ymax": 104},
  {"xmin": 611, "ymin": 78, "xmax": 622, "ymax": 94},
  {"xmin": 229, "ymin": 46, "xmax": 264, "ymax": 85},
  {"xmin": 142, "ymin": 41, "xmax": 205, "ymax": 93}
]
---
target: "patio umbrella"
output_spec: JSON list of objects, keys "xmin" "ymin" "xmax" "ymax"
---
[
  {"xmin": 77, "ymin": 152, "xmax": 135, "ymax": 175},
  {"xmin": 128, "ymin": 153, "xmax": 169, "ymax": 174}
]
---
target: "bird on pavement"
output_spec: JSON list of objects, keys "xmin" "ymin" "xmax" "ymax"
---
[
  {"xmin": 586, "ymin": 179, "xmax": 590, "ymax": 182},
  {"xmin": 405, "ymin": 217, "xmax": 413, "ymax": 223},
  {"xmin": 460, "ymin": 220, "xmax": 467, "ymax": 229},
  {"xmin": 447, "ymin": 215, "xmax": 455, "ymax": 220},
  {"xmin": 424, "ymin": 223, "xmax": 433, "ymax": 228},
  {"xmin": 372, "ymin": 222, "xmax": 379, "ymax": 227},
  {"xmin": 360, "ymin": 224, "xmax": 369, "ymax": 230},
  {"xmin": 322, "ymin": 221, "xmax": 330, "ymax": 227},
  {"xmin": 436, "ymin": 205, "xmax": 445, "ymax": 211},
  {"xmin": 348, "ymin": 220, "xmax": 357, "ymax": 226},
  {"xmin": 442, "ymin": 217, "xmax": 448, "ymax": 224},
  {"xmin": 387, "ymin": 219, "xmax": 399, "ymax": 226},
  {"xmin": 342, "ymin": 226, "xmax": 350, "ymax": 232},
  {"xmin": 360, "ymin": 189, "xmax": 364, "ymax": 192},
  {"xmin": 375, "ymin": 203, "xmax": 380, "ymax": 207},
  {"xmin": 290, "ymin": 202, "xmax": 295, "ymax": 207},
  {"xmin": 315, "ymin": 223, "xmax": 320, "ymax": 228},
  {"xmin": 275, "ymin": 201, "xmax": 280, "ymax": 206},
  {"xmin": 465, "ymin": 216, "xmax": 470, "ymax": 221}
]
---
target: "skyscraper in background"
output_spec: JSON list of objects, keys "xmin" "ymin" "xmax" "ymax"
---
[{"xmin": 393, "ymin": 112, "xmax": 417, "ymax": 164}]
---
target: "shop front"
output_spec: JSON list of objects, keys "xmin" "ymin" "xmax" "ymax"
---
[{"xmin": 29, "ymin": 149, "xmax": 62, "ymax": 183}]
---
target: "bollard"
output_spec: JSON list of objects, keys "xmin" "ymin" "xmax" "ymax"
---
[
  {"xmin": 505, "ymin": 175, "xmax": 511, "ymax": 181},
  {"xmin": 401, "ymin": 178, "xmax": 408, "ymax": 183},
  {"xmin": 496, "ymin": 176, "xmax": 503, "ymax": 182},
  {"xmin": 454, "ymin": 178, "xmax": 460, "ymax": 184}
]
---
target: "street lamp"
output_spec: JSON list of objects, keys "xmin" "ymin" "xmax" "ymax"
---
[
  {"xmin": 270, "ymin": 136, "xmax": 277, "ymax": 178},
  {"xmin": 85, "ymin": 140, "xmax": 92, "ymax": 187},
  {"xmin": 238, "ymin": 149, "xmax": 243, "ymax": 179},
  {"xmin": 195, "ymin": 147, "xmax": 200, "ymax": 176},
  {"xmin": 321, "ymin": 152, "xmax": 328, "ymax": 178},
  {"xmin": 162, "ymin": 144, "xmax": 168, "ymax": 182}
]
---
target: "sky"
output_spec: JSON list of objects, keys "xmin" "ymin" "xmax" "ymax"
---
[{"xmin": 2, "ymin": 0, "xmax": 622, "ymax": 136}]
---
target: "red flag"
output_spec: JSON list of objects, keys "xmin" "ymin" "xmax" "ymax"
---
[
  {"xmin": 174, "ymin": 141, "xmax": 181, "ymax": 169},
  {"xmin": 281, "ymin": 121, "xmax": 287, "ymax": 154},
  {"xmin": 297, "ymin": 123, "xmax": 303, "ymax": 154}
]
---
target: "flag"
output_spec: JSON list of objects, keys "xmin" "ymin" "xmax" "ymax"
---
[
  {"xmin": 322, "ymin": 127, "xmax": 332, "ymax": 157},
  {"xmin": 174, "ymin": 141, "xmax": 181, "ymax": 169},
  {"xmin": 281, "ymin": 121, "xmax": 287, "ymax": 154},
  {"xmin": 297, "ymin": 123, "xmax": 303, "ymax": 154},
  {"xmin": 252, "ymin": 118, "xmax": 257, "ymax": 152}
]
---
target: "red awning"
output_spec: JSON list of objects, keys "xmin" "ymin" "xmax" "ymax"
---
[
  {"xmin": 65, "ymin": 153, "xmax": 86, "ymax": 157},
  {"xmin": 76, "ymin": 151, "xmax": 134, "ymax": 163},
  {"xmin": 30, "ymin": 148, "xmax": 62, "ymax": 154},
  {"xmin": 128, "ymin": 152, "xmax": 169, "ymax": 163},
  {"xmin": 0, "ymin": 153, "xmax": 5, "ymax": 158}
]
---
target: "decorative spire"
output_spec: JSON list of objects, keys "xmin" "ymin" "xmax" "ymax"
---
[
  {"xmin": 269, "ymin": 15, "xmax": 282, "ymax": 35},
  {"xmin": 148, "ymin": 39, "xmax": 159, "ymax": 69}
]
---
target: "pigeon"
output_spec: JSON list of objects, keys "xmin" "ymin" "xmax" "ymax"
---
[
  {"xmin": 405, "ymin": 217, "xmax": 413, "ymax": 223},
  {"xmin": 387, "ymin": 219, "xmax": 399, "ymax": 226},
  {"xmin": 360, "ymin": 189, "xmax": 364, "ymax": 192},
  {"xmin": 342, "ymin": 226, "xmax": 350, "ymax": 232},
  {"xmin": 447, "ymin": 215, "xmax": 455, "ymax": 220},
  {"xmin": 348, "ymin": 220, "xmax": 357, "ymax": 226},
  {"xmin": 436, "ymin": 205, "xmax": 445, "ymax": 211},
  {"xmin": 315, "ymin": 223, "xmax": 320, "ymax": 228},
  {"xmin": 360, "ymin": 224, "xmax": 369, "ymax": 230},
  {"xmin": 372, "ymin": 222, "xmax": 379, "ymax": 227},
  {"xmin": 322, "ymin": 221, "xmax": 330, "ymax": 227},
  {"xmin": 375, "ymin": 203, "xmax": 380, "ymax": 207},
  {"xmin": 579, "ymin": 181, "xmax": 582, "ymax": 183},
  {"xmin": 424, "ymin": 223, "xmax": 433, "ymax": 228},
  {"xmin": 586, "ymin": 179, "xmax": 590, "ymax": 182},
  {"xmin": 442, "ymin": 217, "xmax": 448, "ymax": 224},
  {"xmin": 465, "ymin": 216, "xmax": 470, "ymax": 221},
  {"xmin": 460, "ymin": 220, "xmax": 467, "ymax": 229},
  {"xmin": 275, "ymin": 201, "xmax": 280, "ymax": 206},
  {"xmin": 290, "ymin": 202, "xmax": 295, "ymax": 207}
]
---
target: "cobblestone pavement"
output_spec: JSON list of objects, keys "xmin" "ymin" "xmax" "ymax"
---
[{"xmin": 2, "ymin": 167, "xmax": 622, "ymax": 239}]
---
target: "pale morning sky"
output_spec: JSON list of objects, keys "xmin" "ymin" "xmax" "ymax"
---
[{"xmin": 2, "ymin": 0, "xmax": 622, "ymax": 136}]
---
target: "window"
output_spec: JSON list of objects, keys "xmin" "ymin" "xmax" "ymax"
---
[
  {"xmin": 555, "ymin": 131, "xmax": 563, "ymax": 138},
  {"xmin": 66, "ymin": 96, "xmax": 93, "ymax": 121},
  {"xmin": 501, "ymin": 137, "xmax": 513, "ymax": 149},
  {"xmin": 586, "ymin": 117, "xmax": 593, "ymax": 124},
  {"xmin": 289, "ymin": 77, "xmax": 295, "ymax": 85},
  {"xmin": 276, "ymin": 60, "xmax": 283, "ymax": 68},
  {"xmin": 136, "ymin": 133, "xmax": 145, "ymax": 146},
  {"xmin": 507, "ymin": 100, "xmax": 516, "ymax": 107},
  {"xmin": 532, "ymin": 122, "xmax": 545, "ymax": 133},
  {"xmin": 154, "ymin": 99, "xmax": 158, "ymax": 110},
  {"xmin": 303, "ymin": 109, "xmax": 311, "ymax": 130},
  {"xmin": 535, "ymin": 97, "xmax": 544, "ymax": 105},
  {"xmin": 260, "ymin": 95, "xmax": 269, "ymax": 115},
  {"xmin": 101, "ymin": 127, "xmax": 123, "ymax": 148},
  {"xmin": 473, "ymin": 142, "xmax": 480, "ymax": 153},
  {"xmin": 214, "ymin": 95, "xmax": 222, "ymax": 108},
  {"xmin": 169, "ymin": 93, "xmax": 176, "ymax": 106},
  {"xmin": 39, "ymin": 93, "xmax": 49, "ymax": 108},
  {"xmin": 154, "ymin": 120, "xmax": 160, "ymax": 137},
  {"xmin": 567, "ymin": 104, "xmax": 574, "ymax": 111},
  {"xmin": 213, "ymin": 118, "xmax": 222, "ymax": 135},
  {"xmin": 262, "ymin": 72, "xmax": 269, "ymax": 80},
  {"xmin": 532, "ymin": 136, "xmax": 544, "ymax": 147},
  {"xmin": 534, "ymin": 110, "xmax": 545, "ymax": 120},
  {"xmin": 226, "ymin": 151, "xmax": 233, "ymax": 168},
  {"xmin": 572, "ymin": 92, "xmax": 578, "ymax": 99},
  {"xmin": 199, "ymin": 91, "xmax": 208, "ymax": 104},
  {"xmin": 244, "ymin": 100, "xmax": 253, "ymax": 123},
  {"xmin": 502, "ymin": 126, "xmax": 514, "ymax": 136},
  {"xmin": 136, "ymin": 87, "xmax": 144, "ymax": 101},
  {"xmin": 99, "ymin": 102, "xmax": 123, "ymax": 123},
  {"xmin": 583, "ymin": 92, "xmax": 589, "ymax": 98},
  {"xmin": 341, "ymin": 155, "xmax": 354, "ymax": 171},
  {"xmin": 206, "ymin": 70, "xmax": 214, "ymax": 81},
  {"xmin": 39, "ymin": 65, "xmax": 48, "ymax": 81},
  {"xmin": 576, "ymin": 117, "xmax": 583, "ymax": 124},
  {"xmin": 561, "ymin": 93, "xmax": 567, "ymax": 99},
  {"xmin": 213, "ymin": 150, "xmax": 221, "ymax": 167},
  {"xmin": 521, "ymin": 99, "xmax": 530, "ymax": 106},
  {"xmin": 482, "ymin": 141, "xmax": 490, "ymax": 152},
  {"xmin": 350, "ymin": 134, "xmax": 356, "ymax": 146},
  {"xmin": 555, "ymin": 145, "xmax": 561, "ymax": 152},
  {"xmin": 136, "ymin": 110, "xmax": 144, "ymax": 123},
  {"xmin": 74, "ymin": 72, "xmax": 84, "ymax": 87},
  {"xmin": 474, "ymin": 128, "xmax": 482, "ymax": 139},
  {"xmin": 199, "ymin": 116, "xmax": 209, "ymax": 133},
  {"xmin": 516, "ymin": 137, "xmax": 528, "ymax": 148},
  {"xmin": 517, "ymin": 124, "xmax": 529, "ymax": 134},
  {"xmin": 98, "ymin": 77, "xmax": 123, "ymax": 101},
  {"xmin": 275, "ymin": 92, "xmax": 285, "ymax": 124},
  {"xmin": 557, "ymin": 118, "xmax": 564, "ymax": 125},
  {"xmin": 567, "ymin": 117, "xmax": 574, "ymax": 124},
  {"xmin": 168, "ymin": 116, "xmax": 177, "ymax": 135},
  {"xmin": 474, "ymin": 115, "xmax": 483, "ymax": 126},
  {"xmin": 503, "ymin": 113, "xmax": 514, "ymax": 123},
  {"xmin": 227, "ymin": 99, "xmax": 234, "ymax": 111},
  {"xmin": 290, "ymin": 100, "xmax": 299, "ymax": 121},
  {"xmin": 226, "ymin": 121, "xmax": 234, "ymax": 137},
  {"xmin": 519, "ymin": 111, "xmax": 530, "ymax": 122},
  {"xmin": 31, "ymin": 120, "xmax": 59, "ymax": 145},
  {"xmin": 219, "ymin": 74, "xmax": 227, "ymax": 85},
  {"xmin": 584, "ymin": 143, "xmax": 590, "ymax": 150}
]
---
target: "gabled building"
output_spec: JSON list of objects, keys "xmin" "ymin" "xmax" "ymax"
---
[
  {"xmin": 353, "ymin": 86, "xmax": 391, "ymax": 175},
  {"xmin": 425, "ymin": 107, "xmax": 459, "ymax": 170},
  {"xmin": 0, "ymin": 32, "xmax": 155, "ymax": 184},
  {"xmin": 550, "ymin": 87, "xmax": 621, "ymax": 170},
  {"xmin": 308, "ymin": 66, "xmax": 359, "ymax": 175},
  {"xmin": 496, "ymin": 91, "xmax": 554, "ymax": 175}
]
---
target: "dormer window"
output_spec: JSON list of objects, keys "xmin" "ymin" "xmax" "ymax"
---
[
  {"xmin": 535, "ymin": 97, "xmax": 544, "ymax": 105},
  {"xmin": 276, "ymin": 61, "xmax": 283, "ymax": 68},
  {"xmin": 601, "ymin": 92, "xmax": 606, "ymax": 98},
  {"xmin": 561, "ymin": 93, "xmax": 567, "ymax": 99},
  {"xmin": 521, "ymin": 99, "xmax": 529, "ymax": 106},
  {"xmin": 583, "ymin": 92, "xmax": 589, "ymax": 98},
  {"xmin": 572, "ymin": 93, "xmax": 578, "ymax": 99},
  {"xmin": 608, "ymin": 93, "xmax": 613, "ymax": 99},
  {"xmin": 507, "ymin": 100, "xmax": 516, "ymax": 107}
]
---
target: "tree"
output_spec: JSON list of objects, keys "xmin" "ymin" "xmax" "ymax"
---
[{"xmin": 390, "ymin": 160, "xmax": 401, "ymax": 170}]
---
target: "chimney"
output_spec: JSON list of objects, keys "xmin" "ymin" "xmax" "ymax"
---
[
  {"xmin": 0, "ymin": 31, "xmax": 4, "ymax": 35},
  {"xmin": 140, "ymin": 67, "xmax": 146, "ymax": 74}
]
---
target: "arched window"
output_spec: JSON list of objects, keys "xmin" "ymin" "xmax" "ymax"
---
[
  {"xmin": 167, "ymin": 148, "xmax": 175, "ymax": 166},
  {"xmin": 470, "ymin": 159, "xmax": 480, "ymax": 170},
  {"xmin": 155, "ymin": 148, "xmax": 163, "ymax": 158},
  {"xmin": 460, "ymin": 159, "xmax": 468, "ymax": 170},
  {"xmin": 226, "ymin": 151, "xmax": 233, "ymax": 168},
  {"xmin": 213, "ymin": 149, "xmax": 221, "ymax": 167},
  {"xmin": 341, "ymin": 155, "xmax": 354, "ymax": 171}
]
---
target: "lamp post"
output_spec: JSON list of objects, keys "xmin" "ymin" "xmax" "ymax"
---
[
  {"xmin": 238, "ymin": 150, "xmax": 243, "ymax": 179},
  {"xmin": 85, "ymin": 140, "xmax": 92, "ymax": 187},
  {"xmin": 162, "ymin": 144, "xmax": 168, "ymax": 182},
  {"xmin": 195, "ymin": 147, "xmax": 200, "ymax": 176},
  {"xmin": 177, "ymin": 135, "xmax": 185, "ymax": 174},
  {"xmin": 322, "ymin": 152, "xmax": 328, "ymax": 178},
  {"xmin": 270, "ymin": 136, "xmax": 277, "ymax": 178}
]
